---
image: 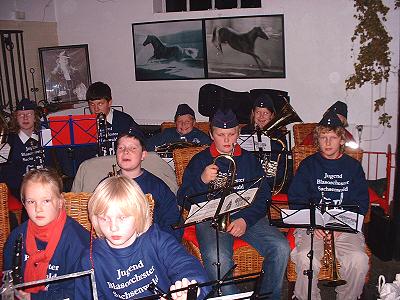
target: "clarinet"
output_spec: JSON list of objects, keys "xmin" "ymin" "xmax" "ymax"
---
[{"xmin": 12, "ymin": 233, "xmax": 23, "ymax": 284}]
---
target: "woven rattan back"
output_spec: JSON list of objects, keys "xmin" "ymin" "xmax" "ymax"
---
[
  {"xmin": 0, "ymin": 183, "xmax": 10, "ymax": 271},
  {"xmin": 173, "ymin": 146, "xmax": 208, "ymax": 186},
  {"xmin": 160, "ymin": 121, "xmax": 210, "ymax": 135},
  {"xmin": 293, "ymin": 123, "xmax": 317, "ymax": 145},
  {"xmin": 63, "ymin": 192, "xmax": 155, "ymax": 231}
]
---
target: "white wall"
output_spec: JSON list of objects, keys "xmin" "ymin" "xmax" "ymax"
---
[
  {"xmin": 0, "ymin": 0, "xmax": 56, "ymax": 21},
  {"xmin": 1, "ymin": 0, "xmax": 399, "ymax": 153}
]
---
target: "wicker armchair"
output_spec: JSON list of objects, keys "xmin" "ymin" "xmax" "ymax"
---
[
  {"xmin": 172, "ymin": 147, "xmax": 264, "ymax": 277},
  {"xmin": 287, "ymin": 145, "xmax": 371, "ymax": 284},
  {"xmin": 63, "ymin": 192, "xmax": 155, "ymax": 231},
  {"xmin": 160, "ymin": 121, "xmax": 210, "ymax": 135},
  {"xmin": 0, "ymin": 183, "xmax": 10, "ymax": 271},
  {"xmin": 293, "ymin": 123, "xmax": 317, "ymax": 145}
]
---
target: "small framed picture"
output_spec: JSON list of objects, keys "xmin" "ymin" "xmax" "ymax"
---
[{"xmin": 39, "ymin": 44, "xmax": 91, "ymax": 103}]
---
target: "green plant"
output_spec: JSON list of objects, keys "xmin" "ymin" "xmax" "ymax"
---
[{"xmin": 346, "ymin": 0, "xmax": 399, "ymax": 128}]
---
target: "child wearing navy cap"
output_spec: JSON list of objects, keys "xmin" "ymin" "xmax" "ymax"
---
[
  {"xmin": 178, "ymin": 109, "xmax": 290, "ymax": 298},
  {"xmin": 146, "ymin": 103, "xmax": 210, "ymax": 151},
  {"xmin": 0, "ymin": 99, "xmax": 52, "ymax": 200},
  {"xmin": 288, "ymin": 110, "xmax": 369, "ymax": 300},
  {"xmin": 241, "ymin": 94, "xmax": 289, "ymax": 191},
  {"xmin": 109, "ymin": 127, "xmax": 182, "ymax": 240}
]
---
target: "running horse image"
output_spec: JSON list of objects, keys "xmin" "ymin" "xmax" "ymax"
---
[
  {"xmin": 211, "ymin": 26, "xmax": 270, "ymax": 71},
  {"xmin": 142, "ymin": 35, "xmax": 199, "ymax": 61}
]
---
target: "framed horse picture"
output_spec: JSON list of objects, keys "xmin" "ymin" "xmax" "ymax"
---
[
  {"xmin": 132, "ymin": 19, "xmax": 206, "ymax": 81},
  {"xmin": 205, "ymin": 14, "xmax": 285, "ymax": 79}
]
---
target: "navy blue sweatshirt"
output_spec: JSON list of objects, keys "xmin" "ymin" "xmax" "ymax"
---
[
  {"xmin": 3, "ymin": 217, "xmax": 90, "ymax": 300},
  {"xmin": 177, "ymin": 145, "xmax": 271, "ymax": 227},
  {"xmin": 146, "ymin": 127, "xmax": 211, "ymax": 151},
  {"xmin": 134, "ymin": 169, "xmax": 183, "ymax": 240},
  {"xmin": 288, "ymin": 152, "xmax": 369, "ymax": 215},
  {"xmin": 75, "ymin": 224, "xmax": 210, "ymax": 300}
]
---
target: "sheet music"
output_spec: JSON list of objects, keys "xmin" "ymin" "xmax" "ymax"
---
[
  {"xmin": 208, "ymin": 291, "xmax": 253, "ymax": 300},
  {"xmin": 0, "ymin": 143, "xmax": 10, "ymax": 163},
  {"xmin": 238, "ymin": 134, "xmax": 271, "ymax": 152},
  {"xmin": 41, "ymin": 128, "xmax": 53, "ymax": 147},
  {"xmin": 281, "ymin": 208, "xmax": 364, "ymax": 232},
  {"xmin": 185, "ymin": 188, "xmax": 258, "ymax": 224}
]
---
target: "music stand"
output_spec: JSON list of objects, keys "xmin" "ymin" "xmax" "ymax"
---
[
  {"xmin": 175, "ymin": 176, "xmax": 264, "ymax": 297},
  {"xmin": 269, "ymin": 201, "xmax": 363, "ymax": 300},
  {"xmin": 41, "ymin": 114, "xmax": 97, "ymax": 174}
]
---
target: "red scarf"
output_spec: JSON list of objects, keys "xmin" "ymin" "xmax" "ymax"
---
[
  {"xmin": 24, "ymin": 209, "xmax": 67, "ymax": 293},
  {"xmin": 210, "ymin": 142, "xmax": 242, "ymax": 158}
]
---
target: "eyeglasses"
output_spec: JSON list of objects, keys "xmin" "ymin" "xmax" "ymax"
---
[
  {"xmin": 116, "ymin": 145, "xmax": 139, "ymax": 153},
  {"xmin": 16, "ymin": 112, "xmax": 34, "ymax": 119}
]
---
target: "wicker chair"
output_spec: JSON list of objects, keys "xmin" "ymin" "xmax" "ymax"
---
[
  {"xmin": 63, "ymin": 192, "xmax": 155, "ymax": 231},
  {"xmin": 287, "ymin": 144, "xmax": 371, "ymax": 284},
  {"xmin": 160, "ymin": 121, "xmax": 210, "ymax": 135},
  {"xmin": 293, "ymin": 123, "xmax": 317, "ymax": 145},
  {"xmin": 0, "ymin": 183, "xmax": 10, "ymax": 272},
  {"xmin": 172, "ymin": 147, "xmax": 264, "ymax": 277}
]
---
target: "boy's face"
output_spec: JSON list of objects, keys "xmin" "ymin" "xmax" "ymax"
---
[
  {"xmin": 254, "ymin": 107, "xmax": 274, "ymax": 128},
  {"xmin": 16, "ymin": 110, "xmax": 35, "ymax": 132},
  {"xmin": 175, "ymin": 114, "xmax": 195, "ymax": 135},
  {"xmin": 318, "ymin": 130, "xmax": 345, "ymax": 159},
  {"xmin": 211, "ymin": 126, "xmax": 239, "ymax": 154},
  {"xmin": 96, "ymin": 205, "xmax": 137, "ymax": 249},
  {"xmin": 88, "ymin": 98, "xmax": 112, "ymax": 116},
  {"xmin": 116, "ymin": 136, "xmax": 146, "ymax": 172},
  {"xmin": 23, "ymin": 181, "xmax": 62, "ymax": 227}
]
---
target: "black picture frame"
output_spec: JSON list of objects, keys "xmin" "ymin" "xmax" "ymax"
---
[
  {"xmin": 39, "ymin": 44, "xmax": 92, "ymax": 103},
  {"xmin": 132, "ymin": 14, "xmax": 285, "ymax": 81},
  {"xmin": 132, "ymin": 19, "xmax": 206, "ymax": 81}
]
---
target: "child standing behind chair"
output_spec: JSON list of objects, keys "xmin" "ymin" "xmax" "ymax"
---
[
  {"xmin": 3, "ymin": 168, "xmax": 90, "ymax": 300},
  {"xmin": 288, "ymin": 110, "xmax": 369, "ymax": 300},
  {"xmin": 75, "ymin": 175, "xmax": 210, "ymax": 300}
]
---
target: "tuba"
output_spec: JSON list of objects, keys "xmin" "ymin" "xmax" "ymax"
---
[
  {"xmin": 209, "ymin": 151, "xmax": 236, "ymax": 232},
  {"xmin": 257, "ymin": 99, "xmax": 302, "ymax": 195},
  {"xmin": 96, "ymin": 113, "xmax": 111, "ymax": 157}
]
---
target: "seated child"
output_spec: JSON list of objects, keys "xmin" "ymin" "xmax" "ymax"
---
[
  {"xmin": 146, "ymin": 104, "xmax": 211, "ymax": 151},
  {"xmin": 75, "ymin": 175, "xmax": 210, "ymax": 299},
  {"xmin": 3, "ymin": 168, "xmax": 90, "ymax": 300}
]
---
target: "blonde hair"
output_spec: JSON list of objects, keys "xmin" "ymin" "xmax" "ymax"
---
[
  {"xmin": 313, "ymin": 125, "xmax": 346, "ymax": 152},
  {"xmin": 21, "ymin": 168, "xmax": 63, "ymax": 202},
  {"xmin": 88, "ymin": 176, "xmax": 151, "ymax": 238}
]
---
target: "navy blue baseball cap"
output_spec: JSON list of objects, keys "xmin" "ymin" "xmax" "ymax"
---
[
  {"xmin": 328, "ymin": 101, "xmax": 347, "ymax": 119},
  {"xmin": 211, "ymin": 109, "xmax": 239, "ymax": 129},
  {"xmin": 319, "ymin": 109, "xmax": 344, "ymax": 127},
  {"xmin": 16, "ymin": 98, "xmax": 37, "ymax": 111},
  {"xmin": 253, "ymin": 94, "xmax": 275, "ymax": 112},
  {"xmin": 174, "ymin": 104, "xmax": 195, "ymax": 121}
]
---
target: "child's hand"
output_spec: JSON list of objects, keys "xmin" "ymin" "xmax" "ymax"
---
[
  {"xmin": 315, "ymin": 229, "xmax": 327, "ymax": 240},
  {"xmin": 227, "ymin": 218, "xmax": 247, "ymax": 237},
  {"xmin": 170, "ymin": 278, "xmax": 199, "ymax": 300},
  {"xmin": 201, "ymin": 164, "xmax": 219, "ymax": 184},
  {"xmin": 15, "ymin": 290, "xmax": 31, "ymax": 300}
]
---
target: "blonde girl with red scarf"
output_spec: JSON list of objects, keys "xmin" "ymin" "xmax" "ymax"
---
[{"xmin": 3, "ymin": 168, "xmax": 90, "ymax": 300}]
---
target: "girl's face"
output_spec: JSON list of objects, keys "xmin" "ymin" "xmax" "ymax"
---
[
  {"xmin": 23, "ymin": 181, "xmax": 62, "ymax": 227},
  {"xmin": 16, "ymin": 110, "xmax": 35, "ymax": 133},
  {"xmin": 96, "ymin": 205, "xmax": 137, "ymax": 249},
  {"xmin": 254, "ymin": 107, "xmax": 274, "ymax": 128}
]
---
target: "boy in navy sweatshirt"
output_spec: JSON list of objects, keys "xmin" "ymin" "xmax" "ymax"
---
[
  {"xmin": 177, "ymin": 109, "xmax": 289, "ymax": 298},
  {"xmin": 288, "ymin": 110, "xmax": 369, "ymax": 300},
  {"xmin": 75, "ymin": 176, "xmax": 210, "ymax": 299}
]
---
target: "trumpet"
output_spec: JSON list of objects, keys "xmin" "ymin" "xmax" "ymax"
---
[
  {"xmin": 209, "ymin": 151, "xmax": 236, "ymax": 232},
  {"xmin": 322, "ymin": 230, "xmax": 347, "ymax": 287}
]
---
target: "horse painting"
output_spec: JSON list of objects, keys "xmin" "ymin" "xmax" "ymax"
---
[
  {"xmin": 211, "ymin": 26, "xmax": 270, "ymax": 71},
  {"xmin": 142, "ymin": 35, "xmax": 198, "ymax": 61}
]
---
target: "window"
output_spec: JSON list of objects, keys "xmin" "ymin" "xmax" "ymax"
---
[{"xmin": 153, "ymin": 0, "xmax": 261, "ymax": 13}]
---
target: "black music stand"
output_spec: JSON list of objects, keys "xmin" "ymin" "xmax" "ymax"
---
[
  {"xmin": 269, "ymin": 201, "xmax": 363, "ymax": 300},
  {"xmin": 175, "ymin": 176, "xmax": 264, "ymax": 297}
]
